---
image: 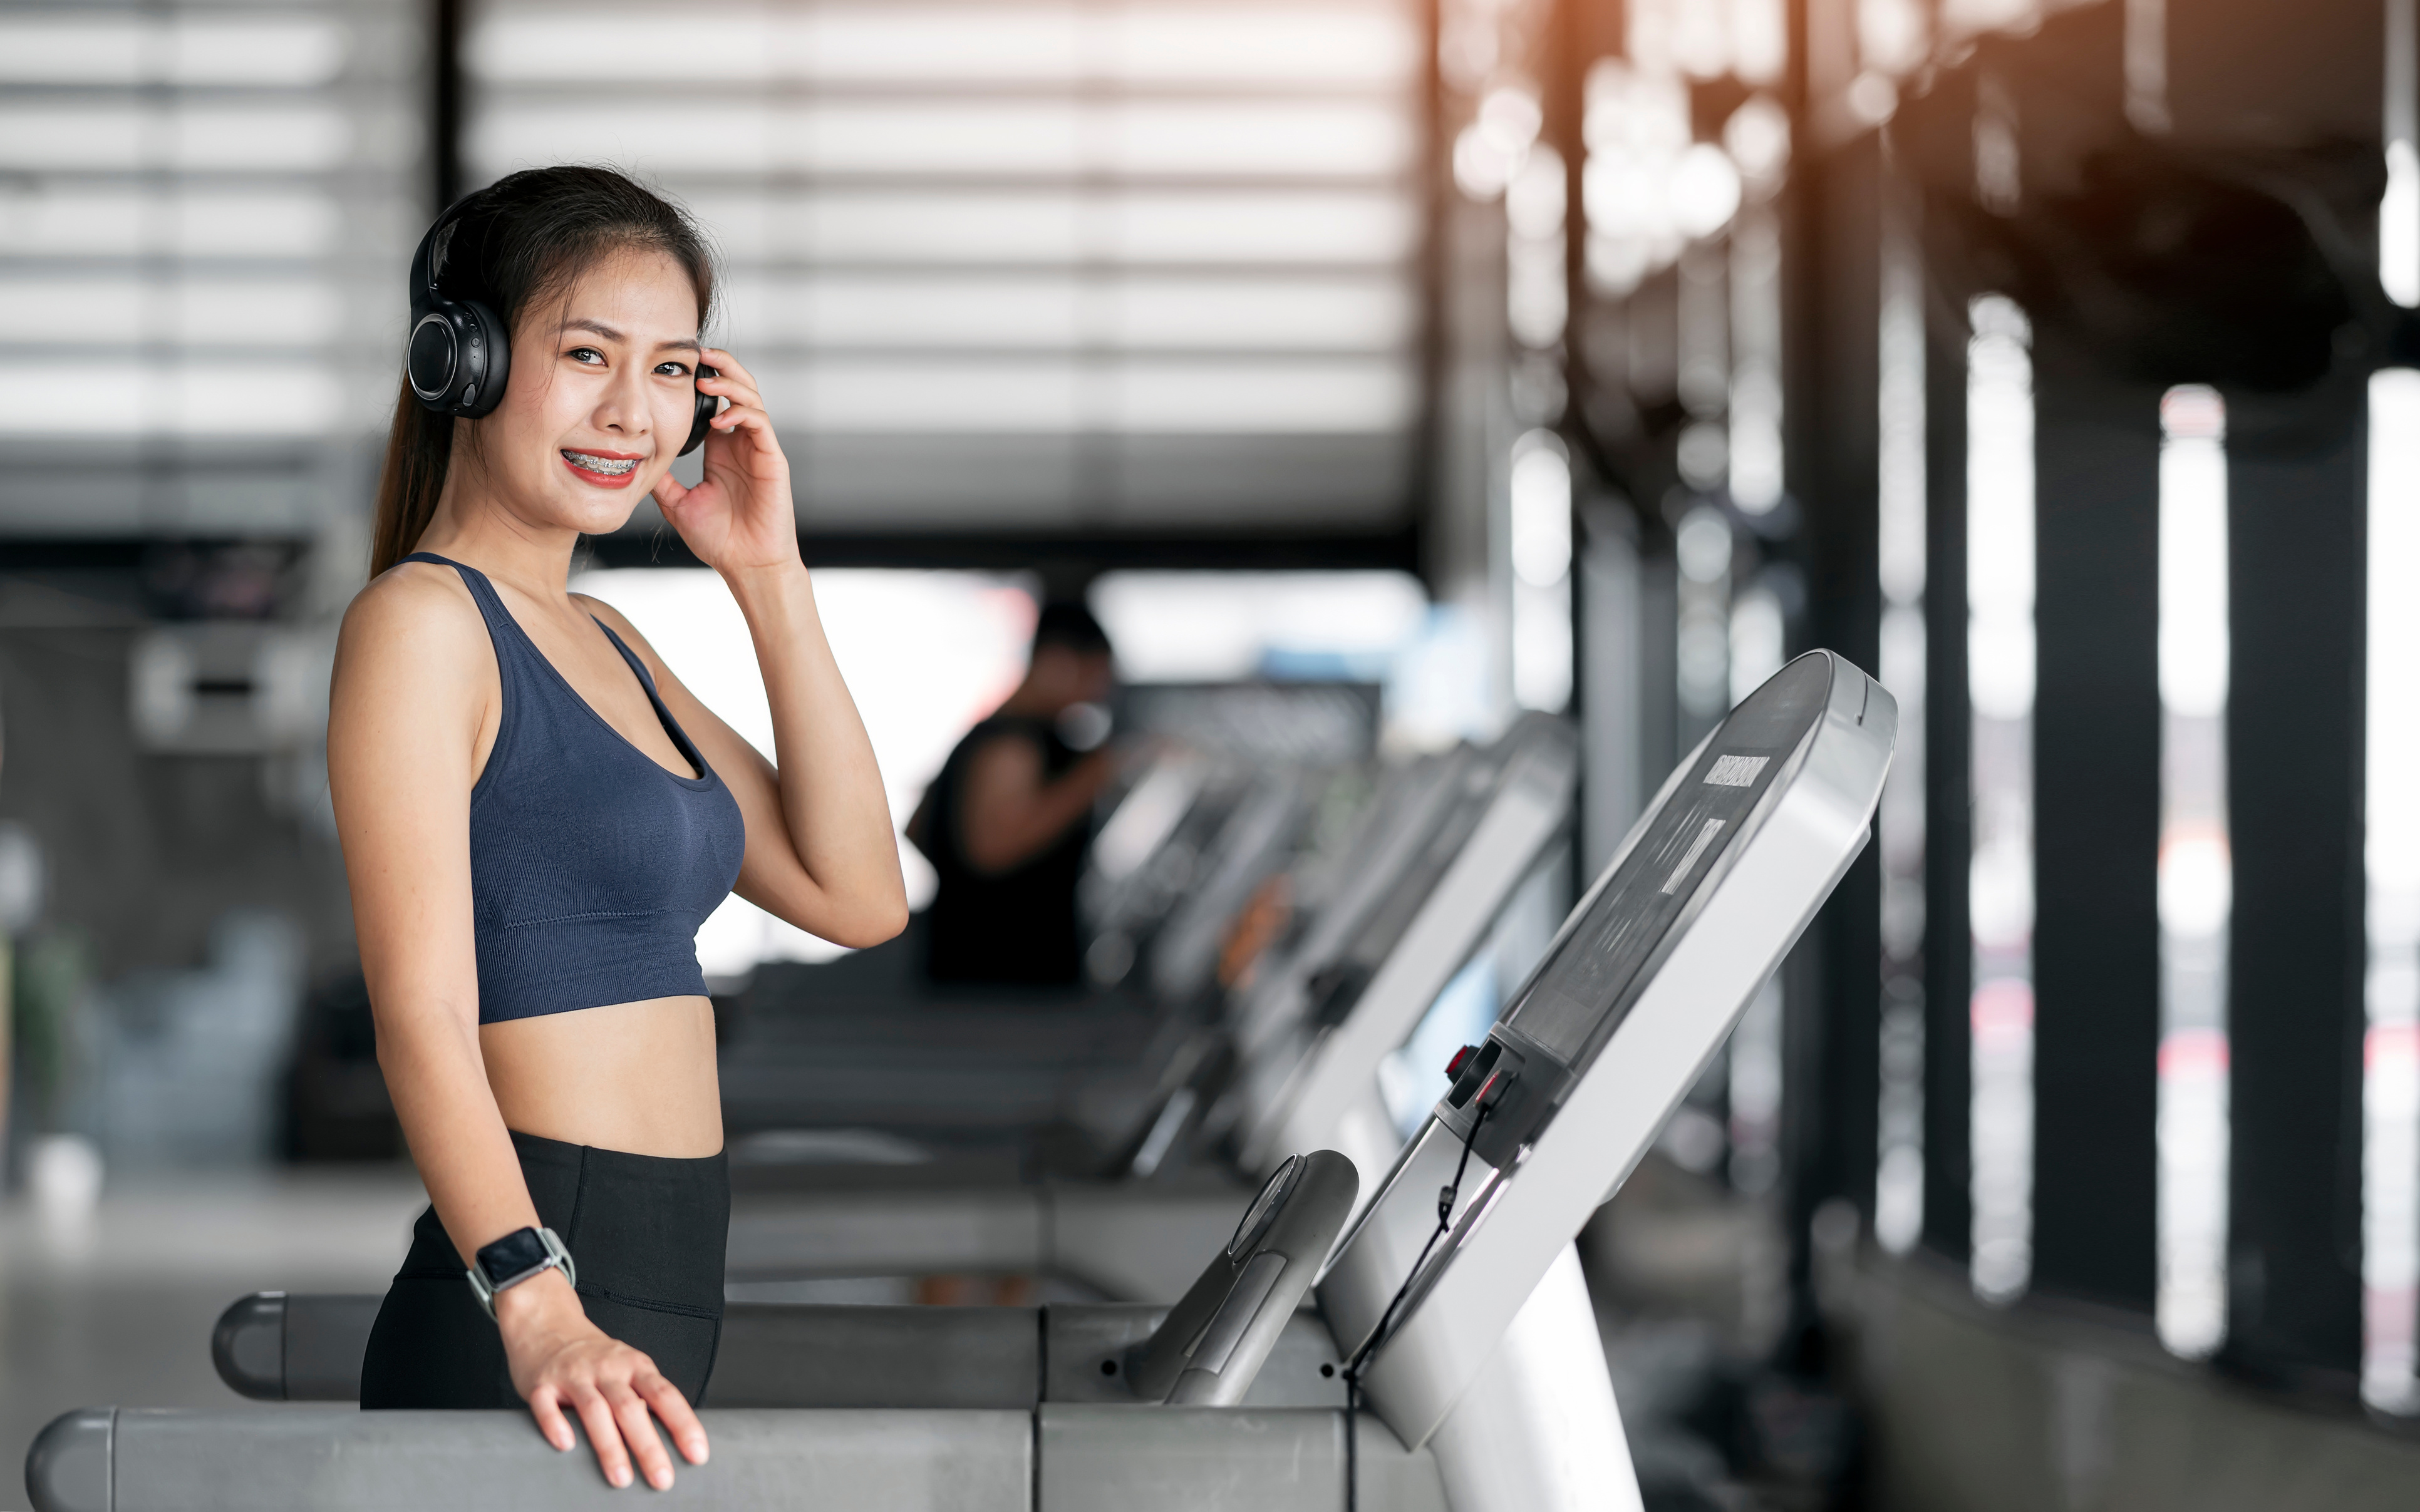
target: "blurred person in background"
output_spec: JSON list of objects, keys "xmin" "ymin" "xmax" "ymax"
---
[
  {"xmin": 909, "ymin": 604, "xmax": 1119, "ymax": 986},
  {"xmin": 328, "ymin": 167, "xmax": 906, "ymax": 1491}
]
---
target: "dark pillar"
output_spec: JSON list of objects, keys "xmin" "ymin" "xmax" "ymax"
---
[
  {"xmin": 1788, "ymin": 128, "xmax": 1884, "ymax": 1245},
  {"xmin": 2221, "ymin": 398, "xmax": 2367, "ymax": 1392},
  {"xmin": 1920, "ymin": 287, "xmax": 1973, "ymax": 1262},
  {"xmin": 2028, "ymin": 365, "xmax": 2161, "ymax": 1312},
  {"xmin": 432, "ymin": 0, "xmax": 464, "ymax": 209}
]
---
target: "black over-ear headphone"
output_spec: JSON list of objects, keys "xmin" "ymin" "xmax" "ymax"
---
[{"xmin": 405, "ymin": 202, "xmax": 719, "ymax": 456}]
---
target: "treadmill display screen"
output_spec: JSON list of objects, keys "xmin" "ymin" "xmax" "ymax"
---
[{"xmin": 1503, "ymin": 656, "xmax": 1837, "ymax": 1067}]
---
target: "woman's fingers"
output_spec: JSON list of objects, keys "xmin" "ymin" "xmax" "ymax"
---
[
  {"xmin": 699, "ymin": 347, "xmax": 760, "ymax": 397},
  {"xmin": 699, "ymin": 371, "xmax": 763, "ymax": 413},
  {"xmin": 604, "ymin": 1380, "xmax": 675, "ymax": 1491},
  {"xmin": 569, "ymin": 1384, "xmax": 635, "ymax": 1489},
  {"xmin": 636, "ymin": 1371, "xmax": 710, "ymax": 1465},
  {"xmin": 527, "ymin": 1384, "xmax": 577, "ymax": 1453}
]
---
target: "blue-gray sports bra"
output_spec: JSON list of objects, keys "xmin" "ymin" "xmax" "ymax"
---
[{"xmin": 405, "ymin": 553, "xmax": 747, "ymax": 1023}]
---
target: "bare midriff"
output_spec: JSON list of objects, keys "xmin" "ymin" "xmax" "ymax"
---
[{"xmin": 480, "ymin": 995, "xmax": 723, "ymax": 1158}]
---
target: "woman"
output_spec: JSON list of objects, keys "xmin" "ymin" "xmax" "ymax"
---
[{"xmin": 329, "ymin": 167, "xmax": 906, "ymax": 1490}]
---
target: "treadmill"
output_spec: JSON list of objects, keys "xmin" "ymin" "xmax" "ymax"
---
[
  {"xmin": 33, "ymin": 651, "xmax": 1891, "ymax": 1512},
  {"xmin": 711, "ymin": 753, "xmax": 1340, "ymax": 1158},
  {"xmin": 719, "ymin": 715, "xmax": 1580, "ymax": 1300}
]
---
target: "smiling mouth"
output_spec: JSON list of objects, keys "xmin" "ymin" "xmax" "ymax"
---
[{"xmin": 561, "ymin": 451, "xmax": 639, "ymax": 476}]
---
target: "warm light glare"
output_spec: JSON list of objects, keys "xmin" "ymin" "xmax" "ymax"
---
[
  {"xmin": 1506, "ymin": 145, "xmax": 1569, "ymax": 350},
  {"xmin": 1582, "ymin": 61, "xmax": 1754, "ymax": 297},
  {"xmin": 2386, "ymin": 0, "xmax": 2418, "ymax": 306},
  {"xmin": 1727, "ymin": 587, "xmax": 1784, "ymax": 708},
  {"xmin": 1729, "ymin": 207, "xmax": 1786, "ymax": 515},
  {"xmin": 1968, "ymin": 294, "xmax": 2036, "ymax": 1304},
  {"xmin": 1966, "ymin": 298, "xmax": 2037, "ymax": 721},
  {"xmin": 1858, "ymin": 0, "xmax": 1930, "ymax": 77},
  {"xmin": 2156, "ymin": 383, "xmax": 2231, "ymax": 1360},
  {"xmin": 1675, "ymin": 506, "xmax": 1733, "ymax": 719},
  {"xmin": 2367, "ymin": 366, "xmax": 2420, "ymax": 1410},
  {"xmin": 2158, "ymin": 386, "xmax": 2230, "ymax": 718},
  {"xmin": 1511, "ymin": 431, "xmax": 1575, "ymax": 712},
  {"xmin": 1668, "ymin": 143, "xmax": 1744, "ymax": 239},
  {"xmin": 1511, "ymin": 441, "xmax": 1575, "ymax": 589},
  {"xmin": 1874, "ymin": 211, "xmax": 1928, "ymax": 1256},
  {"xmin": 1626, "ymin": 0, "xmax": 1787, "ymax": 85}
]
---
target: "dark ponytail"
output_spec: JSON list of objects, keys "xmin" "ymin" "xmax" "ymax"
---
[{"xmin": 370, "ymin": 165, "xmax": 718, "ymax": 579}]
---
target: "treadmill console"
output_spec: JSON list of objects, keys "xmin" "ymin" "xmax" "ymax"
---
[
  {"xmin": 1318, "ymin": 651, "xmax": 1894, "ymax": 1447},
  {"xmin": 1435, "ymin": 654, "xmax": 1832, "ymax": 1170}
]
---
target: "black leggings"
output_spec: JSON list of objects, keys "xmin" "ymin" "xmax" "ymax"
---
[{"xmin": 359, "ymin": 1131, "xmax": 728, "ymax": 1410}]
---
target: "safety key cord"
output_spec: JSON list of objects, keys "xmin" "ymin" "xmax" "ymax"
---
[{"xmin": 1340, "ymin": 1106, "xmax": 1490, "ymax": 1512}]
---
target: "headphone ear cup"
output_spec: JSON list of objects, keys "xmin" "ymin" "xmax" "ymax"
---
[
  {"xmin": 450, "ymin": 298, "xmax": 511, "ymax": 418},
  {"xmin": 681, "ymin": 364, "xmax": 719, "ymax": 456},
  {"xmin": 406, "ymin": 307, "xmax": 461, "ymax": 412}
]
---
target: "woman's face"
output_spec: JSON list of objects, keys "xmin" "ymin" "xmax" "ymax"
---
[{"xmin": 462, "ymin": 247, "xmax": 704, "ymax": 536}]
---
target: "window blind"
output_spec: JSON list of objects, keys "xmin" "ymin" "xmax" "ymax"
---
[{"xmin": 464, "ymin": 0, "xmax": 1430, "ymax": 533}]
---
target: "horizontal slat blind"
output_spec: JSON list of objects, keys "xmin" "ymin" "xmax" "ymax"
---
[
  {"xmin": 465, "ymin": 0, "xmax": 1429, "ymax": 533},
  {"xmin": 0, "ymin": 1, "xmax": 425, "ymax": 537}
]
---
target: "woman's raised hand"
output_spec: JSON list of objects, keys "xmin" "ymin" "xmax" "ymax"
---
[
  {"xmin": 497, "ymin": 1271, "xmax": 710, "ymax": 1490},
  {"xmin": 652, "ymin": 348, "xmax": 799, "ymax": 580}
]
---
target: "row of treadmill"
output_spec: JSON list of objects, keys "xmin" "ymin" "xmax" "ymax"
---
[{"xmin": 26, "ymin": 651, "xmax": 1896, "ymax": 1512}]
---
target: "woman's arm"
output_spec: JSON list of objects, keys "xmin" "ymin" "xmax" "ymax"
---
[
  {"xmin": 329, "ymin": 568, "xmax": 706, "ymax": 1490},
  {"xmin": 635, "ymin": 346, "xmax": 909, "ymax": 947}
]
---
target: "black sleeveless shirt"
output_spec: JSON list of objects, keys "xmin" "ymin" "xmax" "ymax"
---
[{"xmin": 923, "ymin": 716, "xmax": 1091, "ymax": 985}]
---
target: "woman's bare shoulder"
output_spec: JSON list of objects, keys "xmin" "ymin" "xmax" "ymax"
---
[{"xmin": 336, "ymin": 560, "xmax": 492, "ymax": 687}]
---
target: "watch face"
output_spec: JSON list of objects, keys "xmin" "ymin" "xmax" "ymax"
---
[
  {"xmin": 1228, "ymin": 1156, "xmax": 1298, "ymax": 1259},
  {"xmin": 477, "ymin": 1227, "xmax": 553, "ymax": 1285}
]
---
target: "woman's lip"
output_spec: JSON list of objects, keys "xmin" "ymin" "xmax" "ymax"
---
[
  {"xmin": 561, "ymin": 453, "xmax": 641, "ymax": 488},
  {"xmin": 564, "ymin": 448, "xmax": 646, "ymax": 460}
]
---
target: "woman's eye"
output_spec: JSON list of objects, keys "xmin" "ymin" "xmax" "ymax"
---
[
  {"xmin": 655, "ymin": 361, "xmax": 690, "ymax": 378},
  {"xmin": 567, "ymin": 346, "xmax": 605, "ymax": 365}
]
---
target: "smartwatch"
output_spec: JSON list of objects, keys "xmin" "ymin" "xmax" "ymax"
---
[{"xmin": 467, "ymin": 1226, "xmax": 577, "ymax": 1320}]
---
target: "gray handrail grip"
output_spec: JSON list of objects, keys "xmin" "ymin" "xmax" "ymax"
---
[
  {"xmin": 210, "ymin": 1294, "xmax": 287, "ymax": 1401},
  {"xmin": 48, "ymin": 1407, "xmax": 1030, "ymax": 1511},
  {"xmin": 1183, "ymin": 1252, "xmax": 1284, "ymax": 1376},
  {"xmin": 1123, "ymin": 1158, "xmax": 1303, "ymax": 1402},
  {"xmin": 211, "ymin": 1293, "xmax": 383, "ymax": 1403},
  {"xmin": 25, "ymin": 1406, "xmax": 112, "ymax": 1512},
  {"xmin": 705, "ymin": 1304, "xmax": 1040, "ymax": 1409},
  {"xmin": 287, "ymin": 1295, "xmax": 382, "ymax": 1402},
  {"xmin": 1155, "ymin": 1149, "xmax": 1357, "ymax": 1406}
]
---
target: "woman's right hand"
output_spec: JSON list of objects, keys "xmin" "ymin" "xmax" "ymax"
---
[{"xmin": 497, "ymin": 1271, "xmax": 709, "ymax": 1489}]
